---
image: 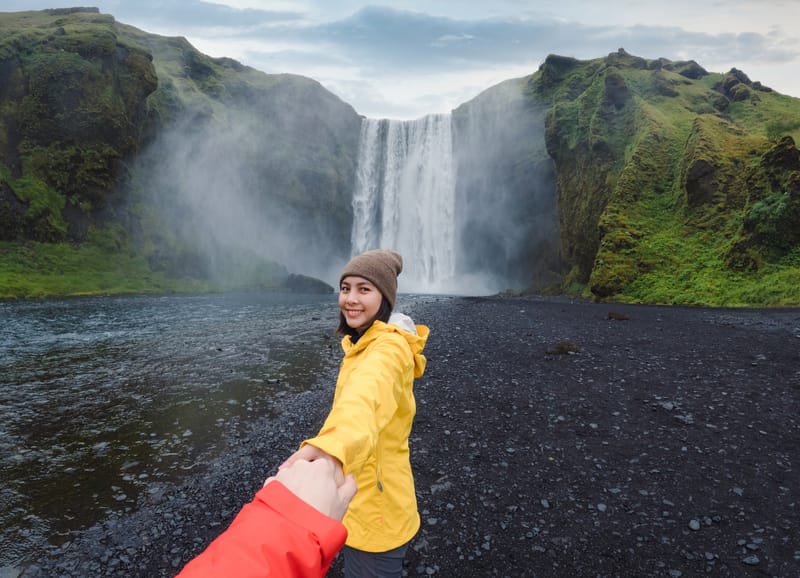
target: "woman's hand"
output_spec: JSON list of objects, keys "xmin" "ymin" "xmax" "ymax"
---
[
  {"xmin": 280, "ymin": 444, "xmax": 345, "ymax": 485},
  {"xmin": 265, "ymin": 459, "xmax": 357, "ymax": 521}
]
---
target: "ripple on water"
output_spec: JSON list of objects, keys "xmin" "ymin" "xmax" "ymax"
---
[{"xmin": 0, "ymin": 291, "xmax": 341, "ymax": 569}]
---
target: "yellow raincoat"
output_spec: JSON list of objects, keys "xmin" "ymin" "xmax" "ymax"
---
[{"xmin": 302, "ymin": 314, "xmax": 429, "ymax": 552}]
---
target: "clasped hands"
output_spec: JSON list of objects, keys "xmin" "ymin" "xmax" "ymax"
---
[{"xmin": 264, "ymin": 445, "xmax": 356, "ymax": 522}]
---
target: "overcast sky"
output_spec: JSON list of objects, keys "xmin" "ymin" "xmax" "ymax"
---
[{"xmin": 7, "ymin": 1, "xmax": 800, "ymax": 119}]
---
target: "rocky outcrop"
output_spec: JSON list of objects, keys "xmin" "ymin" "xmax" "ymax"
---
[
  {"xmin": 531, "ymin": 49, "xmax": 800, "ymax": 303},
  {"xmin": 0, "ymin": 9, "xmax": 157, "ymax": 241},
  {"xmin": 284, "ymin": 273, "xmax": 335, "ymax": 294},
  {"xmin": 0, "ymin": 9, "xmax": 362, "ymax": 286}
]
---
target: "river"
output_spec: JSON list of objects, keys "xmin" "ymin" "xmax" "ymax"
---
[{"xmin": 0, "ymin": 292, "xmax": 344, "ymax": 572}]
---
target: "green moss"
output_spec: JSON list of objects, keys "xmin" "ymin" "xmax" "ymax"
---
[
  {"xmin": 0, "ymin": 237, "xmax": 211, "ymax": 299},
  {"xmin": 535, "ymin": 50, "xmax": 800, "ymax": 305},
  {"xmin": 2, "ymin": 167, "xmax": 67, "ymax": 240}
]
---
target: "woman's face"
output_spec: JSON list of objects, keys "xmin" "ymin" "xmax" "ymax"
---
[{"xmin": 339, "ymin": 275, "xmax": 383, "ymax": 332}]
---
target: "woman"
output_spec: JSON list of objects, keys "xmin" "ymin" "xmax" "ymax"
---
[{"xmin": 281, "ymin": 249, "xmax": 429, "ymax": 577}]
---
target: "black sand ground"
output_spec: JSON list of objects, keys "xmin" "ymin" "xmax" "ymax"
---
[{"xmin": 22, "ymin": 296, "xmax": 800, "ymax": 577}]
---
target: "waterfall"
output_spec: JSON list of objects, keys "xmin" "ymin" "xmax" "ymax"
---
[{"xmin": 350, "ymin": 114, "xmax": 456, "ymax": 293}]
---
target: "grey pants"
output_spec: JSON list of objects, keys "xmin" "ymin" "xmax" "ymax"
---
[{"xmin": 342, "ymin": 543, "xmax": 409, "ymax": 578}]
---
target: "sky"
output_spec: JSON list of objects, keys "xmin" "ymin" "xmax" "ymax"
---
[{"xmin": 6, "ymin": 1, "xmax": 800, "ymax": 119}]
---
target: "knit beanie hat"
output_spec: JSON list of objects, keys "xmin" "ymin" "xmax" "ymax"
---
[{"xmin": 340, "ymin": 249, "xmax": 403, "ymax": 308}]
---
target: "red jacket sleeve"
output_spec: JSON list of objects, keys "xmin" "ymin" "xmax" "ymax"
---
[{"xmin": 176, "ymin": 481, "xmax": 347, "ymax": 578}]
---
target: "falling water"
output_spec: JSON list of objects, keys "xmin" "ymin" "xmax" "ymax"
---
[{"xmin": 351, "ymin": 114, "xmax": 456, "ymax": 293}]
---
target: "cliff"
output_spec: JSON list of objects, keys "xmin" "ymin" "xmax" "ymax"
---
[
  {"xmin": 0, "ymin": 8, "xmax": 362, "ymax": 295},
  {"xmin": 0, "ymin": 8, "xmax": 156, "ymax": 241},
  {"xmin": 529, "ymin": 49, "xmax": 800, "ymax": 304}
]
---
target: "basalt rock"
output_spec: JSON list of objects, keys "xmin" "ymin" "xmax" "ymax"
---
[{"xmin": 284, "ymin": 273, "xmax": 335, "ymax": 294}]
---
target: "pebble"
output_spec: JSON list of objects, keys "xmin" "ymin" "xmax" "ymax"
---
[
  {"xmin": 688, "ymin": 519, "xmax": 701, "ymax": 531},
  {"xmin": 742, "ymin": 555, "xmax": 760, "ymax": 565}
]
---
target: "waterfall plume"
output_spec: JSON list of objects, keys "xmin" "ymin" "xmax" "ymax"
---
[{"xmin": 351, "ymin": 114, "xmax": 456, "ymax": 293}]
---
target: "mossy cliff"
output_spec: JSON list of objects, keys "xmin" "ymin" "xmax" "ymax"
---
[
  {"xmin": 529, "ymin": 49, "xmax": 800, "ymax": 304},
  {"xmin": 0, "ymin": 8, "xmax": 156, "ymax": 242},
  {"xmin": 0, "ymin": 8, "xmax": 360, "ymax": 297}
]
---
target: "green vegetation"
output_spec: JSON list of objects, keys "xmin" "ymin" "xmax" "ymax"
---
[
  {"xmin": 0, "ymin": 8, "xmax": 157, "ymax": 246},
  {"xmin": 531, "ymin": 49, "xmax": 800, "ymax": 306},
  {"xmin": 0, "ymin": 8, "xmax": 359, "ymax": 299},
  {"xmin": 0, "ymin": 236, "xmax": 210, "ymax": 300}
]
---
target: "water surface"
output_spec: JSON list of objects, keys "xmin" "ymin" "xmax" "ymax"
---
[{"xmin": 0, "ymin": 292, "xmax": 339, "ymax": 568}]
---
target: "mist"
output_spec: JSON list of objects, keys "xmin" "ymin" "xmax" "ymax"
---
[
  {"xmin": 346, "ymin": 77, "xmax": 561, "ymax": 296},
  {"xmin": 452, "ymin": 77, "xmax": 562, "ymax": 293},
  {"xmin": 125, "ymin": 74, "xmax": 559, "ymax": 296},
  {"xmin": 126, "ymin": 77, "xmax": 362, "ymax": 290}
]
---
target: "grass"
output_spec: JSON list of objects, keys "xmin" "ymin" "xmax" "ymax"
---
[
  {"xmin": 0, "ymin": 238, "xmax": 212, "ymax": 299},
  {"xmin": 582, "ymin": 61, "xmax": 800, "ymax": 307},
  {"xmin": 613, "ymin": 190, "xmax": 800, "ymax": 306}
]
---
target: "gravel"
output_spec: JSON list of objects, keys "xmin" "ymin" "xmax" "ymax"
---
[{"xmin": 17, "ymin": 295, "xmax": 800, "ymax": 577}]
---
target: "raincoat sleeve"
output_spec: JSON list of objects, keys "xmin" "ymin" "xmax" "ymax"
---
[
  {"xmin": 175, "ymin": 480, "xmax": 347, "ymax": 578},
  {"xmin": 303, "ymin": 333, "xmax": 411, "ymax": 473}
]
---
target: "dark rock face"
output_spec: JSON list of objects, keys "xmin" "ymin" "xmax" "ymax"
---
[
  {"xmin": 685, "ymin": 158, "xmax": 719, "ymax": 207},
  {"xmin": 714, "ymin": 68, "xmax": 765, "ymax": 102},
  {"xmin": 761, "ymin": 136, "xmax": 800, "ymax": 178},
  {"xmin": 652, "ymin": 71, "xmax": 680, "ymax": 97},
  {"xmin": 0, "ymin": 182, "xmax": 26, "ymax": 240},
  {"xmin": 63, "ymin": 200, "xmax": 90, "ymax": 240},
  {"xmin": 673, "ymin": 60, "xmax": 708, "ymax": 80},
  {"xmin": 602, "ymin": 70, "xmax": 631, "ymax": 111},
  {"xmin": 536, "ymin": 54, "xmax": 581, "ymax": 89},
  {"xmin": 284, "ymin": 273, "xmax": 335, "ymax": 294}
]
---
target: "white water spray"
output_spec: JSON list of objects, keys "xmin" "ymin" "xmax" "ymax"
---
[{"xmin": 351, "ymin": 114, "xmax": 456, "ymax": 293}]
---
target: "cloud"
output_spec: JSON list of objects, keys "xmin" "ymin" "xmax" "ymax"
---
[
  {"xmin": 5, "ymin": 0, "xmax": 800, "ymax": 118},
  {"xmin": 431, "ymin": 33, "xmax": 476, "ymax": 48},
  {"xmin": 109, "ymin": 0, "xmax": 303, "ymax": 28}
]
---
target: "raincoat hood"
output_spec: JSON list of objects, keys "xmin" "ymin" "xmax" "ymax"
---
[{"xmin": 344, "ymin": 313, "xmax": 428, "ymax": 379}]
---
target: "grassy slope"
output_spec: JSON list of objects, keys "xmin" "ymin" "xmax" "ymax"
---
[
  {"xmin": 0, "ymin": 236, "xmax": 211, "ymax": 300},
  {"xmin": 625, "ymin": 77, "xmax": 800, "ymax": 305},
  {"xmin": 0, "ymin": 11, "xmax": 303, "ymax": 299},
  {"xmin": 540, "ymin": 53, "xmax": 800, "ymax": 306}
]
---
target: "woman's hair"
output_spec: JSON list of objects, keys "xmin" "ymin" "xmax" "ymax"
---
[{"xmin": 337, "ymin": 297, "xmax": 393, "ymax": 339}]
